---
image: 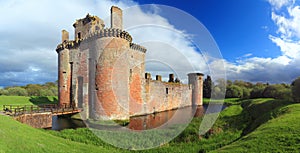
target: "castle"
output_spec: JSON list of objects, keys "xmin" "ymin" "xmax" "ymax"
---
[{"xmin": 56, "ymin": 6, "xmax": 204, "ymax": 120}]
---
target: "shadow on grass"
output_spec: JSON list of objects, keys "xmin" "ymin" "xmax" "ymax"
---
[
  {"xmin": 219, "ymin": 99, "xmax": 294, "ymax": 136},
  {"xmin": 29, "ymin": 96, "xmax": 58, "ymax": 105},
  {"xmin": 241, "ymin": 99, "xmax": 294, "ymax": 135}
]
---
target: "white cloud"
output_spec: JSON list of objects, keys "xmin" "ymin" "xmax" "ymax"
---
[
  {"xmin": 271, "ymin": 5, "xmax": 300, "ymax": 39},
  {"xmin": 268, "ymin": 0, "xmax": 294, "ymax": 10},
  {"xmin": 0, "ymin": 0, "xmax": 139, "ymax": 86},
  {"xmin": 1, "ymin": 0, "xmax": 300, "ymax": 87},
  {"xmin": 218, "ymin": 0, "xmax": 300, "ymax": 83},
  {"xmin": 0, "ymin": 0, "xmax": 210, "ymax": 86},
  {"xmin": 269, "ymin": 35, "xmax": 300, "ymax": 59}
]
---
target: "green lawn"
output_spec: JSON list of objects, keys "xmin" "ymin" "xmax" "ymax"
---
[
  {"xmin": 0, "ymin": 115, "xmax": 119, "ymax": 153},
  {"xmin": 0, "ymin": 96, "xmax": 58, "ymax": 106},
  {"xmin": 203, "ymin": 98, "xmax": 240, "ymax": 105},
  {"xmin": 0, "ymin": 97, "xmax": 299, "ymax": 152}
]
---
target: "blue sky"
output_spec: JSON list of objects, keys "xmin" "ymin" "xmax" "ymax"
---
[
  {"xmin": 0, "ymin": 0, "xmax": 300, "ymax": 87},
  {"xmin": 137, "ymin": 0, "xmax": 282, "ymax": 61}
]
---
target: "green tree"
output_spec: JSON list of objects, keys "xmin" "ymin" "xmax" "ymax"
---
[
  {"xmin": 25, "ymin": 84, "xmax": 42, "ymax": 96},
  {"xmin": 0, "ymin": 89, "xmax": 9, "ymax": 95},
  {"xmin": 7, "ymin": 87, "xmax": 28, "ymax": 96},
  {"xmin": 40, "ymin": 89, "xmax": 55, "ymax": 96},
  {"xmin": 203, "ymin": 75, "xmax": 212, "ymax": 98},
  {"xmin": 242, "ymin": 87, "xmax": 250, "ymax": 99},
  {"xmin": 263, "ymin": 84, "xmax": 291, "ymax": 100},
  {"xmin": 292, "ymin": 77, "xmax": 300, "ymax": 102},
  {"xmin": 233, "ymin": 80, "xmax": 253, "ymax": 88},
  {"xmin": 226, "ymin": 85, "xmax": 243, "ymax": 98},
  {"xmin": 250, "ymin": 86, "xmax": 265, "ymax": 98}
]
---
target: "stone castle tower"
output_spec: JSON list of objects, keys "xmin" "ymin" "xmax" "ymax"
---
[{"xmin": 56, "ymin": 6, "xmax": 203, "ymax": 120}]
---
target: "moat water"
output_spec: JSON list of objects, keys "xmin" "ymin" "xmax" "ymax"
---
[{"xmin": 51, "ymin": 104, "xmax": 226, "ymax": 131}]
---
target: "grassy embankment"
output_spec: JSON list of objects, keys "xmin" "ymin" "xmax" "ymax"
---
[
  {"xmin": 215, "ymin": 99, "xmax": 300, "ymax": 152},
  {"xmin": 0, "ymin": 96, "xmax": 300, "ymax": 152}
]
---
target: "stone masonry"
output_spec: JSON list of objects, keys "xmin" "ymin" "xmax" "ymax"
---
[{"xmin": 56, "ymin": 6, "xmax": 204, "ymax": 120}]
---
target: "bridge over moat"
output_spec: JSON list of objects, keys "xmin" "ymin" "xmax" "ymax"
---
[{"xmin": 3, "ymin": 104, "xmax": 80, "ymax": 128}]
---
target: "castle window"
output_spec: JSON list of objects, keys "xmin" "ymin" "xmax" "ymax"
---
[
  {"xmin": 77, "ymin": 32, "xmax": 81, "ymax": 39},
  {"xmin": 129, "ymin": 69, "xmax": 132, "ymax": 79},
  {"xmin": 166, "ymin": 88, "xmax": 169, "ymax": 94}
]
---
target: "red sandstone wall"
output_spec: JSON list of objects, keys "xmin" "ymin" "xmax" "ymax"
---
[
  {"xmin": 95, "ymin": 37, "xmax": 130, "ymax": 120},
  {"xmin": 15, "ymin": 113, "xmax": 52, "ymax": 128},
  {"xmin": 130, "ymin": 79, "xmax": 192, "ymax": 117},
  {"xmin": 58, "ymin": 49, "xmax": 71, "ymax": 106},
  {"xmin": 74, "ymin": 50, "xmax": 89, "ymax": 119},
  {"xmin": 128, "ymin": 48, "xmax": 145, "ymax": 116}
]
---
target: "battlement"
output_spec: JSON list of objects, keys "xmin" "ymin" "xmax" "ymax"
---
[
  {"xmin": 56, "ymin": 40, "xmax": 79, "ymax": 52},
  {"xmin": 56, "ymin": 28, "xmax": 134, "ymax": 52},
  {"xmin": 81, "ymin": 28, "xmax": 132, "ymax": 42},
  {"xmin": 130, "ymin": 43, "xmax": 147, "ymax": 53},
  {"xmin": 145, "ymin": 72, "xmax": 182, "ymax": 84}
]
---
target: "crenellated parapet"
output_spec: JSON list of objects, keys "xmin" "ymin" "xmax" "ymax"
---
[
  {"xmin": 130, "ymin": 43, "xmax": 147, "ymax": 53},
  {"xmin": 56, "ymin": 40, "xmax": 80, "ymax": 53},
  {"xmin": 56, "ymin": 28, "xmax": 134, "ymax": 52},
  {"xmin": 145, "ymin": 73, "xmax": 182, "ymax": 84},
  {"xmin": 82, "ymin": 28, "xmax": 133, "ymax": 43}
]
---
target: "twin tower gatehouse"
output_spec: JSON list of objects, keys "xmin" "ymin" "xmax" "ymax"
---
[{"xmin": 56, "ymin": 6, "xmax": 204, "ymax": 120}]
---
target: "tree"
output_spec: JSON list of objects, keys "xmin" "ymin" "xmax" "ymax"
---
[
  {"xmin": 292, "ymin": 77, "xmax": 300, "ymax": 102},
  {"xmin": 7, "ymin": 87, "xmax": 28, "ymax": 96},
  {"xmin": 203, "ymin": 75, "xmax": 212, "ymax": 98},
  {"xmin": 212, "ymin": 86, "xmax": 222, "ymax": 99},
  {"xmin": 226, "ymin": 85, "xmax": 243, "ymax": 98},
  {"xmin": 262, "ymin": 84, "xmax": 291, "ymax": 100},
  {"xmin": 250, "ymin": 86, "xmax": 265, "ymax": 98},
  {"xmin": 0, "ymin": 89, "xmax": 9, "ymax": 95},
  {"xmin": 25, "ymin": 84, "xmax": 42, "ymax": 96},
  {"xmin": 242, "ymin": 87, "xmax": 250, "ymax": 99}
]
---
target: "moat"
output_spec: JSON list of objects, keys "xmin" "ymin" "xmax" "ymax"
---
[{"xmin": 51, "ymin": 104, "xmax": 226, "ymax": 131}]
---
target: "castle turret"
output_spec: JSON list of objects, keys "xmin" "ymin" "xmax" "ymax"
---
[
  {"xmin": 188, "ymin": 73, "xmax": 204, "ymax": 106},
  {"xmin": 57, "ymin": 37, "xmax": 71, "ymax": 107}
]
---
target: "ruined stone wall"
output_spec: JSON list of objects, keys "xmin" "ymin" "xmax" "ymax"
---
[
  {"xmin": 73, "ymin": 15, "xmax": 105, "ymax": 40},
  {"xmin": 147, "ymin": 80, "xmax": 192, "ymax": 114},
  {"xmin": 15, "ymin": 113, "xmax": 52, "ymax": 128},
  {"xmin": 129, "ymin": 77, "xmax": 192, "ymax": 116}
]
